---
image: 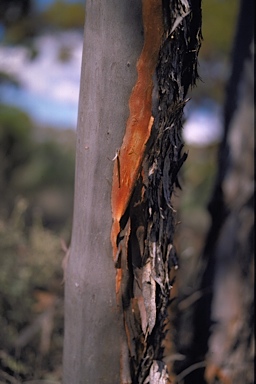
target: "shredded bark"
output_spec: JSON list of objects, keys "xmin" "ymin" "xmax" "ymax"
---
[{"xmin": 114, "ymin": 1, "xmax": 202, "ymax": 382}]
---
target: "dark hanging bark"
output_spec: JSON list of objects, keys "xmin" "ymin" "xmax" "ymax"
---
[
  {"xmin": 178, "ymin": 0, "xmax": 254, "ymax": 382},
  {"xmin": 112, "ymin": 1, "xmax": 202, "ymax": 382}
]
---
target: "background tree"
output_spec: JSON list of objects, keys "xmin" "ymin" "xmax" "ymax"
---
[{"xmin": 174, "ymin": 0, "xmax": 254, "ymax": 382}]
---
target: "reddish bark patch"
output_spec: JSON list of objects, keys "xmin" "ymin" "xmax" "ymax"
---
[{"xmin": 111, "ymin": 0, "xmax": 163, "ymax": 259}]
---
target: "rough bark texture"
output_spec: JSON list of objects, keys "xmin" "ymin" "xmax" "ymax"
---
[{"xmin": 112, "ymin": 1, "xmax": 202, "ymax": 382}]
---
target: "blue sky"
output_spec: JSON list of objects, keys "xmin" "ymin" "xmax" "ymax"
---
[
  {"xmin": 0, "ymin": 31, "xmax": 83, "ymax": 129},
  {"xmin": 0, "ymin": 1, "xmax": 85, "ymax": 129},
  {"xmin": 1, "ymin": 84, "xmax": 78, "ymax": 128}
]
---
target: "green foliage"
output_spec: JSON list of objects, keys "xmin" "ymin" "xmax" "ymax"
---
[
  {"xmin": 0, "ymin": 105, "xmax": 33, "ymax": 215},
  {"xmin": 0, "ymin": 105, "xmax": 32, "ymax": 169},
  {"xmin": 0, "ymin": 104, "xmax": 75, "ymax": 230},
  {"xmin": 41, "ymin": 0, "xmax": 85, "ymax": 30},
  {"xmin": 16, "ymin": 139, "xmax": 75, "ymax": 191},
  {"xmin": 0, "ymin": 103, "xmax": 74, "ymax": 381},
  {"xmin": 1, "ymin": 0, "xmax": 85, "ymax": 44},
  {"xmin": 0, "ymin": 0, "xmax": 34, "ymax": 43},
  {"xmin": 200, "ymin": 0, "xmax": 239, "ymax": 59},
  {"xmin": 2, "ymin": 17, "xmax": 37, "ymax": 44},
  {"xmin": 0, "ymin": 198, "xmax": 64, "ymax": 381}
]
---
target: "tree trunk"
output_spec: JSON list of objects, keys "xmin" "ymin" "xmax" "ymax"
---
[
  {"xmin": 63, "ymin": 2, "xmax": 144, "ymax": 382},
  {"xmin": 63, "ymin": 1, "xmax": 202, "ymax": 382}
]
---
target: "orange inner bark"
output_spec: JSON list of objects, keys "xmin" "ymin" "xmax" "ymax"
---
[{"xmin": 111, "ymin": 0, "xmax": 163, "ymax": 258}]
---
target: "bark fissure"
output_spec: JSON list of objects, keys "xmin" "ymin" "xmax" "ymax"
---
[{"xmin": 112, "ymin": 1, "xmax": 202, "ymax": 382}]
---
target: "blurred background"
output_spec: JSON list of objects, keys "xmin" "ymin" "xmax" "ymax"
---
[{"xmin": 0, "ymin": 0, "xmax": 240, "ymax": 382}]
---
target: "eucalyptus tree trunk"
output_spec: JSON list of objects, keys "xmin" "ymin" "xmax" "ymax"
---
[
  {"xmin": 63, "ymin": 2, "xmax": 144, "ymax": 382},
  {"xmin": 63, "ymin": 1, "xmax": 201, "ymax": 383}
]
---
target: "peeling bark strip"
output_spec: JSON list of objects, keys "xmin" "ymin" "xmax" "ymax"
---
[
  {"xmin": 111, "ymin": 0, "xmax": 163, "ymax": 259},
  {"xmin": 111, "ymin": 1, "xmax": 202, "ymax": 383}
]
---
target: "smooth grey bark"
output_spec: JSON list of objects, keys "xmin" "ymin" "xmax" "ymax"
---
[{"xmin": 63, "ymin": 2, "xmax": 144, "ymax": 383}]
